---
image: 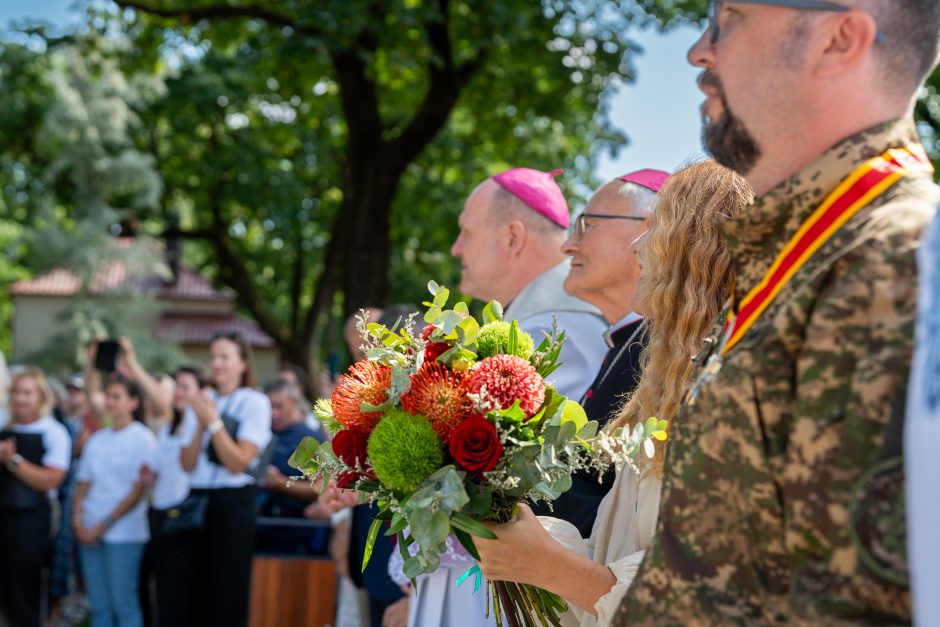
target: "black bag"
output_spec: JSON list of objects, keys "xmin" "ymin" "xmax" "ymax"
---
[
  {"xmin": 205, "ymin": 415, "xmax": 239, "ymax": 466},
  {"xmin": 160, "ymin": 492, "xmax": 208, "ymax": 534},
  {"xmin": 0, "ymin": 432, "xmax": 46, "ymax": 510}
]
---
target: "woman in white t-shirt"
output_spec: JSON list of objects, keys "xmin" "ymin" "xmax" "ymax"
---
[
  {"xmin": 146, "ymin": 365, "xmax": 204, "ymax": 627},
  {"xmin": 179, "ymin": 331, "xmax": 272, "ymax": 627},
  {"xmin": 73, "ymin": 376, "xmax": 158, "ymax": 627},
  {"xmin": 0, "ymin": 367, "xmax": 71, "ymax": 627}
]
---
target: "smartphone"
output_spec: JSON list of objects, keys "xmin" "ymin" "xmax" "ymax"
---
[{"xmin": 94, "ymin": 340, "xmax": 120, "ymax": 373}]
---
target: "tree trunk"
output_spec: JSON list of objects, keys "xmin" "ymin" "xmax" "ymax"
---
[{"xmin": 339, "ymin": 164, "xmax": 403, "ymax": 315}]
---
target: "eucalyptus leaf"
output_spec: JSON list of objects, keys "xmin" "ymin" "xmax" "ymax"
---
[
  {"xmin": 482, "ymin": 300, "xmax": 504, "ymax": 323},
  {"xmin": 403, "ymin": 555, "xmax": 430, "ymax": 579},
  {"xmin": 577, "ymin": 421, "xmax": 599, "ymax": 440},
  {"xmin": 549, "ymin": 473, "xmax": 573, "ymax": 494},
  {"xmin": 644, "ymin": 438, "xmax": 656, "ymax": 459},
  {"xmin": 288, "ymin": 436, "xmax": 321, "ymax": 473},
  {"xmin": 433, "ymin": 286, "xmax": 450, "ymax": 308},
  {"xmin": 560, "ymin": 399, "xmax": 588, "ymax": 431}
]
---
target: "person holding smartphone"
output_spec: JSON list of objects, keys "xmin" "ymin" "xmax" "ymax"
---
[
  {"xmin": 0, "ymin": 367, "xmax": 71, "ymax": 627},
  {"xmin": 72, "ymin": 375, "xmax": 157, "ymax": 627},
  {"xmin": 179, "ymin": 331, "xmax": 272, "ymax": 627}
]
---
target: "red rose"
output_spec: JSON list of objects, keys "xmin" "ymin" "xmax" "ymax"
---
[
  {"xmin": 448, "ymin": 414, "xmax": 503, "ymax": 477},
  {"xmin": 421, "ymin": 324, "xmax": 451, "ymax": 363},
  {"xmin": 332, "ymin": 429, "xmax": 374, "ymax": 488},
  {"xmin": 336, "ymin": 472, "xmax": 360, "ymax": 489},
  {"xmin": 332, "ymin": 428, "xmax": 370, "ymax": 470}
]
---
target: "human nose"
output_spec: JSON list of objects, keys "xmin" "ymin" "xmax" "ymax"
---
[
  {"xmin": 687, "ymin": 27, "xmax": 715, "ymax": 70},
  {"xmin": 450, "ymin": 234, "xmax": 462, "ymax": 258},
  {"xmin": 560, "ymin": 233, "xmax": 579, "ymax": 256}
]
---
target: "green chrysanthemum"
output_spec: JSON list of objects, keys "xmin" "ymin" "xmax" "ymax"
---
[
  {"xmin": 367, "ymin": 408, "xmax": 444, "ymax": 492},
  {"xmin": 475, "ymin": 321, "xmax": 535, "ymax": 359}
]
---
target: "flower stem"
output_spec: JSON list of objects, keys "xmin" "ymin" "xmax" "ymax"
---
[{"xmin": 495, "ymin": 581, "xmax": 521, "ymax": 627}]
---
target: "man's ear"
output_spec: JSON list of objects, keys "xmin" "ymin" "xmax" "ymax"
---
[
  {"xmin": 506, "ymin": 220, "xmax": 527, "ymax": 257},
  {"xmin": 814, "ymin": 10, "xmax": 878, "ymax": 78}
]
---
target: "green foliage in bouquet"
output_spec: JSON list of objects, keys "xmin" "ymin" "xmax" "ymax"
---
[
  {"xmin": 368, "ymin": 409, "xmax": 444, "ymax": 492},
  {"xmin": 476, "ymin": 321, "xmax": 535, "ymax": 360}
]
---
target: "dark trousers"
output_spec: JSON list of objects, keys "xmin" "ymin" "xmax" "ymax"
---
[
  {"xmin": 149, "ymin": 508, "xmax": 203, "ymax": 627},
  {"xmin": 0, "ymin": 503, "xmax": 51, "ymax": 627},
  {"xmin": 173, "ymin": 486, "xmax": 257, "ymax": 627}
]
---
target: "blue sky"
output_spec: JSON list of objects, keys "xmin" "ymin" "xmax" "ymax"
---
[{"xmin": 0, "ymin": 1, "xmax": 706, "ymax": 184}]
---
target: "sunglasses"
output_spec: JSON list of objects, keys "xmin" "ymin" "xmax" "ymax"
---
[
  {"xmin": 572, "ymin": 212, "xmax": 648, "ymax": 239},
  {"xmin": 708, "ymin": 0, "xmax": 885, "ymax": 44}
]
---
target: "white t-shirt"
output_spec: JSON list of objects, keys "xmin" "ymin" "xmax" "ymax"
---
[
  {"xmin": 8, "ymin": 415, "xmax": 71, "ymax": 497},
  {"xmin": 76, "ymin": 422, "xmax": 158, "ymax": 543},
  {"xmin": 152, "ymin": 419, "xmax": 196, "ymax": 510},
  {"xmin": 184, "ymin": 388, "xmax": 272, "ymax": 489}
]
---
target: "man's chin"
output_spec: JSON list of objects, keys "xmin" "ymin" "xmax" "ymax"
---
[{"xmin": 562, "ymin": 275, "xmax": 586, "ymax": 301}]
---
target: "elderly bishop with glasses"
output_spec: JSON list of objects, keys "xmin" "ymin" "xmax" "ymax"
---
[{"xmin": 614, "ymin": 0, "xmax": 940, "ymax": 625}]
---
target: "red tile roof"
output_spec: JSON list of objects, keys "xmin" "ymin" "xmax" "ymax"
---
[
  {"xmin": 10, "ymin": 263, "xmax": 232, "ymax": 301},
  {"xmin": 155, "ymin": 312, "xmax": 276, "ymax": 348}
]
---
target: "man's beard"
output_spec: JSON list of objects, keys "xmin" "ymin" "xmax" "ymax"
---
[{"xmin": 699, "ymin": 71, "xmax": 761, "ymax": 175}]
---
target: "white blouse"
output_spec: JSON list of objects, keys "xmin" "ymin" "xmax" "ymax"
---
[
  {"xmin": 184, "ymin": 388, "xmax": 272, "ymax": 489},
  {"xmin": 152, "ymin": 420, "xmax": 196, "ymax": 509},
  {"xmin": 541, "ymin": 465, "xmax": 662, "ymax": 627}
]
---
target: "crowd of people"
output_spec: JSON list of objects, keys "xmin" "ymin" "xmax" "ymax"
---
[
  {"xmin": 0, "ymin": 334, "xmax": 330, "ymax": 627},
  {"xmin": 2, "ymin": 1, "xmax": 940, "ymax": 626}
]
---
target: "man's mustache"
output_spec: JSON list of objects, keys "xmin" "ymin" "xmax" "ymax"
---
[{"xmin": 697, "ymin": 70, "xmax": 722, "ymax": 94}]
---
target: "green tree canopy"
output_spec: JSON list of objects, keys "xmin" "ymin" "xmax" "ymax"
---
[{"xmin": 2, "ymin": 0, "xmax": 937, "ymax": 384}]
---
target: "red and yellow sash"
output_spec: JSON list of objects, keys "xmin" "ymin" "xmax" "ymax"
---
[{"xmin": 721, "ymin": 144, "xmax": 933, "ymax": 356}]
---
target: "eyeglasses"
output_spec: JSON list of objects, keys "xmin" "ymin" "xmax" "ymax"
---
[
  {"xmin": 708, "ymin": 0, "xmax": 885, "ymax": 45},
  {"xmin": 572, "ymin": 212, "xmax": 648, "ymax": 239}
]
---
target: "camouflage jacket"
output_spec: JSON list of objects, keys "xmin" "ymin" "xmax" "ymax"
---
[{"xmin": 614, "ymin": 119, "xmax": 940, "ymax": 626}]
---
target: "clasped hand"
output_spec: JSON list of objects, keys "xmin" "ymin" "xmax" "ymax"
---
[
  {"xmin": 473, "ymin": 504, "xmax": 559, "ymax": 586},
  {"xmin": 74, "ymin": 521, "xmax": 106, "ymax": 546},
  {"xmin": 190, "ymin": 390, "xmax": 220, "ymax": 428},
  {"xmin": 317, "ymin": 482, "xmax": 360, "ymax": 513},
  {"xmin": 0, "ymin": 438, "xmax": 16, "ymax": 465}
]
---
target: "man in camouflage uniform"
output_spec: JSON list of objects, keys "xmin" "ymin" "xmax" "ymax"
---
[{"xmin": 615, "ymin": 1, "xmax": 940, "ymax": 624}]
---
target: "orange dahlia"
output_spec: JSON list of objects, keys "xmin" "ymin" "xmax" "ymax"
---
[
  {"xmin": 400, "ymin": 362, "xmax": 469, "ymax": 439},
  {"xmin": 465, "ymin": 354, "xmax": 544, "ymax": 418},
  {"xmin": 331, "ymin": 361, "xmax": 392, "ymax": 430}
]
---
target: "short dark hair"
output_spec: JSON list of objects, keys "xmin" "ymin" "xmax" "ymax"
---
[
  {"xmin": 868, "ymin": 0, "xmax": 940, "ymax": 88},
  {"xmin": 278, "ymin": 363, "xmax": 309, "ymax": 386},
  {"xmin": 263, "ymin": 377, "xmax": 302, "ymax": 400}
]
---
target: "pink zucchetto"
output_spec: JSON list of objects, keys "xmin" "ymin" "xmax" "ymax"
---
[
  {"xmin": 491, "ymin": 167, "xmax": 570, "ymax": 229},
  {"xmin": 618, "ymin": 169, "xmax": 670, "ymax": 193}
]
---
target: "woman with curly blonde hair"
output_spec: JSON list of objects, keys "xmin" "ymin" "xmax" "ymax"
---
[{"xmin": 474, "ymin": 160, "xmax": 753, "ymax": 626}]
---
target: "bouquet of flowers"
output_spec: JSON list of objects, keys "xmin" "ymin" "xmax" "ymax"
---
[{"xmin": 290, "ymin": 282, "xmax": 667, "ymax": 627}]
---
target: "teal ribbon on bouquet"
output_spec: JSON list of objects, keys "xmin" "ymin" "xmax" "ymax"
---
[{"xmin": 456, "ymin": 564, "xmax": 483, "ymax": 594}]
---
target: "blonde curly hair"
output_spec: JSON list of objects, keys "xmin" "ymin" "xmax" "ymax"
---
[{"xmin": 611, "ymin": 160, "xmax": 753, "ymax": 476}]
